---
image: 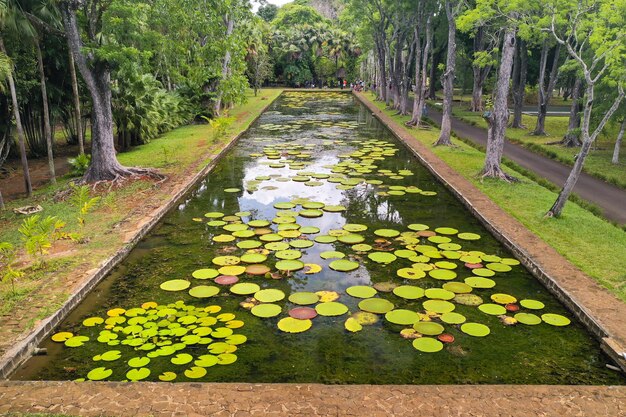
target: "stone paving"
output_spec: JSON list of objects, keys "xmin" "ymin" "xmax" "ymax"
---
[{"xmin": 1, "ymin": 381, "xmax": 625, "ymax": 417}]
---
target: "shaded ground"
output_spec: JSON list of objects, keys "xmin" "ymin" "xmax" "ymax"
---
[{"xmin": 426, "ymin": 107, "xmax": 626, "ymax": 225}]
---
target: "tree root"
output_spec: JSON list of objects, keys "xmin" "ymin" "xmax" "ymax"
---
[{"xmin": 479, "ymin": 166, "xmax": 519, "ymax": 183}]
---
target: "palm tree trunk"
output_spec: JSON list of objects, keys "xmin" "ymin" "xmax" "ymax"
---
[
  {"xmin": 68, "ymin": 48, "xmax": 84, "ymax": 155},
  {"xmin": 0, "ymin": 37, "xmax": 32, "ymax": 196},
  {"xmin": 34, "ymin": 36, "xmax": 56, "ymax": 184}
]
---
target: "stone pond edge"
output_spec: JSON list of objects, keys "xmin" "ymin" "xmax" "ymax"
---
[
  {"xmin": 0, "ymin": 91, "xmax": 283, "ymax": 380},
  {"xmin": 352, "ymin": 91, "xmax": 626, "ymax": 374}
]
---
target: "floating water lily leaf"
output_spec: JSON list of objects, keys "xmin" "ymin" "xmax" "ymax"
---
[
  {"xmin": 425, "ymin": 288, "xmax": 455, "ymax": 300},
  {"xmin": 192, "ymin": 269, "xmax": 219, "ymax": 280},
  {"xmin": 486, "ymin": 263, "xmax": 512, "ymax": 273},
  {"xmin": 245, "ymin": 264, "xmax": 271, "ymax": 275},
  {"xmin": 374, "ymin": 229, "xmax": 400, "ymax": 238},
  {"xmin": 478, "ymin": 303, "xmax": 507, "ymax": 316},
  {"xmin": 128, "ymin": 356, "xmax": 150, "ymax": 368},
  {"xmin": 316, "ymin": 290, "xmax": 340, "ymax": 302},
  {"xmin": 491, "ymin": 293, "xmax": 517, "ymax": 304},
  {"xmin": 314, "ymin": 235, "xmax": 337, "ymax": 244},
  {"xmin": 290, "ymin": 240, "xmax": 314, "ymax": 249},
  {"xmin": 230, "ymin": 283, "xmax": 261, "ymax": 295},
  {"xmin": 215, "ymin": 275, "xmax": 239, "ymax": 285},
  {"xmin": 428, "ymin": 269, "xmax": 457, "ymax": 281},
  {"xmin": 65, "ymin": 335, "xmax": 90, "ymax": 347},
  {"xmin": 277, "ymin": 317, "xmax": 312, "ymax": 333},
  {"xmin": 373, "ymin": 282, "xmax": 398, "ymax": 293},
  {"xmin": 460, "ymin": 322, "xmax": 490, "ymax": 337},
  {"xmin": 414, "ymin": 322, "xmax": 445, "ymax": 336},
  {"xmin": 440, "ymin": 312, "xmax": 466, "ymax": 324},
  {"xmin": 240, "ymin": 253, "xmax": 267, "ymax": 263},
  {"xmin": 541, "ymin": 313, "xmax": 571, "ymax": 326},
  {"xmin": 248, "ymin": 220, "xmax": 270, "ymax": 228},
  {"xmin": 189, "ymin": 285, "xmax": 220, "ymax": 298},
  {"xmin": 454, "ymin": 294, "xmax": 483, "ymax": 306},
  {"xmin": 274, "ymin": 202, "xmax": 296, "ymax": 209},
  {"xmin": 323, "ymin": 205, "xmax": 346, "ymax": 212},
  {"xmin": 254, "ymin": 289, "xmax": 285, "ymax": 303},
  {"xmin": 346, "ymin": 285, "xmax": 377, "ymax": 298},
  {"xmin": 275, "ymin": 260, "xmax": 304, "ymax": 271},
  {"xmin": 204, "ymin": 212, "xmax": 224, "ymax": 219},
  {"xmin": 315, "ymin": 302, "xmax": 349, "ymax": 317},
  {"xmin": 98, "ymin": 350, "xmax": 122, "ymax": 361},
  {"xmin": 52, "ymin": 332, "xmax": 74, "ymax": 342},
  {"xmin": 265, "ymin": 242, "xmax": 289, "ymax": 251},
  {"xmin": 275, "ymin": 250, "xmax": 302, "ymax": 260},
  {"xmin": 212, "ymin": 256, "xmax": 240, "ymax": 266},
  {"xmin": 126, "ymin": 367, "xmax": 150, "ymax": 381},
  {"xmin": 159, "ymin": 279, "xmax": 191, "ymax": 292},
  {"xmin": 345, "ymin": 317, "xmax": 362, "ymax": 332},
  {"xmin": 500, "ymin": 258, "xmax": 521, "ymax": 266},
  {"xmin": 408, "ymin": 224, "xmax": 429, "ymax": 231},
  {"xmin": 158, "ymin": 372, "xmax": 177, "ymax": 382},
  {"xmin": 385, "ymin": 309, "xmax": 420, "ymax": 325},
  {"xmin": 515, "ymin": 313, "xmax": 542, "ymax": 325},
  {"xmin": 320, "ymin": 251, "xmax": 345, "ymax": 260},
  {"xmin": 218, "ymin": 265, "xmax": 246, "ymax": 276},
  {"xmin": 435, "ymin": 227, "xmax": 458, "ymax": 235},
  {"xmin": 289, "ymin": 307, "xmax": 317, "ymax": 319},
  {"xmin": 337, "ymin": 234, "xmax": 365, "ymax": 244},
  {"xmin": 472, "ymin": 268, "xmax": 496, "ymax": 277},
  {"xmin": 412, "ymin": 337, "xmax": 444, "ymax": 353},
  {"xmin": 184, "ymin": 366, "xmax": 207, "ymax": 379},
  {"xmin": 289, "ymin": 292, "xmax": 319, "ymax": 305},
  {"xmin": 352, "ymin": 244, "xmax": 372, "ymax": 252},
  {"xmin": 368, "ymin": 252, "xmax": 397, "ymax": 264},
  {"xmin": 343, "ymin": 223, "xmax": 368, "ymax": 232},
  {"xmin": 300, "ymin": 226, "xmax": 320, "ymax": 234},
  {"xmin": 224, "ymin": 188, "xmax": 240, "ymax": 193},
  {"xmin": 464, "ymin": 277, "xmax": 496, "ymax": 289},
  {"xmin": 251, "ymin": 303, "xmax": 282, "ymax": 318},
  {"xmin": 457, "ymin": 232, "xmax": 481, "ymax": 241},
  {"xmin": 217, "ymin": 353, "xmax": 238, "ymax": 365},
  {"xmin": 87, "ymin": 367, "xmax": 113, "ymax": 381},
  {"xmin": 358, "ymin": 298, "xmax": 394, "ymax": 314},
  {"xmin": 299, "ymin": 209, "xmax": 323, "ymax": 218},
  {"xmin": 520, "ymin": 299, "xmax": 545, "ymax": 310},
  {"xmin": 422, "ymin": 300, "xmax": 455, "ymax": 314},
  {"xmin": 329, "ymin": 259, "xmax": 359, "ymax": 272},
  {"xmin": 83, "ymin": 317, "xmax": 104, "ymax": 327},
  {"xmin": 396, "ymin": 268, "xmax": 426, "ymax": 280}
]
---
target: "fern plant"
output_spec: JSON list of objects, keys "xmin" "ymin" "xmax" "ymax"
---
[
  {"xmin": 69, "ymin": 184, "xmax": 101, "ymax": 234},
  {"xmin": 0, "ymin": 242, "xmax": 23, "ymax": 295},
  {"xmin": 68, "ymin": 154, "xmax": 91, "ymax": 177},
  {"xmin": 18, "ymin": 215, "xmax": 66, "ymax": 268}
]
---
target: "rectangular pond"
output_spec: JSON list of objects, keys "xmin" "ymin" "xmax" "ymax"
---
[{"xmin": 12, "ymin": 92, "xmax": 624, "ymax": 384}]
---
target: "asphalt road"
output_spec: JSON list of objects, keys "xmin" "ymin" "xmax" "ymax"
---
[{"xmin": 426, "ymin": 107, "xmax": 626, "ymax": 225}]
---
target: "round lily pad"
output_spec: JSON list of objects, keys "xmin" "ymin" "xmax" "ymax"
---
[
  {"xmin": 428, "ymin": 269, "xmax": 457, "ymax": 280},
  {"xmin": 425, "ymin": 288, "xmax": 456, "ymax": 300},
  {"xmin": 515, "ymin": 312, "xmax": 542, "ymax": 325},
  {"xmin": 541, "ymin": 313, "xmax": 571, "ymax": 326},
  {"xmin": 83, "ymin": 317, "xmax": 104, "ymax": 327},
  {"xmin": 373, "ymin": 281, "xmax": 398, "ymax": 293},
  {"xmin": 487, "ymin": 263, "xmax": 512, "ymax": 273},
  {"xmin": 217, "ymin": 353, "xmax": 238, "ymax": 365},
  {"xmin": 51, "ymin": 332, "xmax": 74, "ymax": 342},
  {"xmin": 230, "ymin": 283, "xmax": 261, "ymax": 295},
  {"xmin": 277, "ymin": 317, "xmax": 312, "ymax": 333},
  {"xmin": 385, "ymin": 309, "xmax": 420, "ymax": 325},
  {"xmin": 491, "ymin": 293, "xmax": 517, "ymax": 304},
  {"xmin": 158, "ymin": 372, "xmax": 177, "ymax": 382},
  {"xmin": 435, "ymin": 227, "xmax": 458, "ymax": 235},
  {"xmin": 254, "ymin": 289, "xmax": 285, "ymax": 303},
  {"xmin": 368, "ymin": 252, "xmax": 397, "ymax": 264},
  {"xmin": 472, "ymin": 268, "xmax": 496, "ymax": 277},
  {"xmin": 422, "ymin": 300, "xmax": 455, "ymax": 314},
  {"xmin": 99, "ymin": 350, "xmax": 122, "ymax": 361},
  {"xmin": 289, "ymin": 307, "xmax": 317, "ymax": 319},
  {"xmin": 184, "ymin": 366, "xmax": 208, "ymax": 379},
  {"xmin": 461, "ymin": 322, "xmax": 491, "ymax": 337},
  {"xmin": 323, "ymin": 205, "xmax": 346, "ymax": 212},
  {"xmin": 299, "ymin": 209, "xmax": 323, "ymax": 218},
  {"xmin": 240, "ymin": 253, "xmax": 268, "ymax": 263},
  {"xmin": 288, "ymin": 292, "xmax": 319, "ymax": 305},
  {"xmin": 160, "ymin": 279, "xmax": 191, "ymax": 292},
  {"xmin": 87, "ymin": 367, "xmax": 113, "ymax": 381},
  {"xmin": 343, "ymin": 224, "xmax": 368, "ymax": 232},
  {"xmin": 65, "ymin": 336, "xmax": 90, "ymax": 347},
  {"xmin": 440, "ymin": 312, "xmax": 467, "ymax": 324},
  {"xmin": 274, "ymin": 202, "xmax": 296, "ymax": 209},
  {"xmin": 275, "ymin": 250, "xmax": 302, "ymax": 260},
  {"xmin": 346, "ymin": 285, "xmax": 377, "ymax": 298},
  {"xmin": 300, "ymin": 226, "xmax": 320, "ymax": 234},
  {"xmin": 251, "ymin": 303, "xmax": 282, "ymax": 318},
  {"xmin": 408, "ymin": 224, "xmax": 429, "ymax": 231},
  {"xmin": 358, "ymin": 298, "xmax": 395, "ymax": 314},
  {"xmin": 396, "ymin": 268, "xmax": 426, "ymax": 279},
  {"xmin": 126, "ymin": 367, "xmax": 150, "ymax": 381},
  {"xmin": 414, "ymin": 322, "xmax": 445, "ymax": 336},
  {"xmin": 214, "ymin": 275, "xmax": 239, "ymax": 285},
  {"xmin": 248, "ymin": 220, "xmax": 271, "ymax": 228},
  {"xmin": 393, "ymin": 285, "xmax": 425, "ymax": 300},
  {"xmin": 352, "ymin": 244, "xmax": 372, "ymax": 252},
  {"xmin": 275, "ymin": 260, "xmax": 305, "ymax": 271},
  {"xmin": 245, "ymin": 264, "xmax": 271, "ymax": 275},
  {"xmin": 464, "ymin": 277, "xmax": 496, "ymax": 289},
  {"xmin": 412, "ymin": 337, "xmax": 444, "ymax": 353},
  {"xmin": 374, "ymin": 229, "xmax": 400, "ymax": 238},
  {"xmin": 320, "ymin": 251, "xmax": 345, "ymax": 259},
  {"xmin": 204, "ymin": 212, "xmax": 224, "ymax": 218},
  {"xmin": 442, "ymin": 282, "xmax": 472, "ymax": 294},
  {"xmin": 218, "ymin": 265, "xmax": 247, "ymax": 276},
  {"xmin": 345, "ymin": 317, "xmax": 363, "ymax": 332},
  {"xmin": 314, "ymin": 235, "xmax": 337, "ymax": 244},
  {"xmin": 316, "ymin": 290, "xmax": 340, "ymax": 302},
  {"xmin": 326, "ymin": 259, "xmax": 359, "ymax": 273},
  {"xmin": 290, "ymin": 240, "xmax": 314, "ymax": 249},
  {"xmin": 457, "ymin": 232, "xmax": 481, "ymax": 240},
  {"xmin": 192, "ymin": 269, "xmax": 219, "ymax": 280},
  {"xmin": 478, "ymin": 303, "xmax": 507, "ymax": 315},
  {"xmin": 454, "ymin": 294, "xmax": 484, "ymax": 306},
  {"xmin": 189, "ymin": 285, "xmax": 220, "ymax": 298},
  {"xmin": 128, "ymin": 357, "xmax": 150, "ymax": 368},
  {"xmin": 212, "ymin": 256, "xmax": 240, "ymax": 266},
  {"xmin": 520, "ymin": 299, "xmax": 545, "ymax": 310},
  {"xmin": 224, "ymin": 188, "xmax": 240, "ymax": 193},
  {"xmin": 315, "ymin": 302, "xmax": 349, "ymax": 316}
]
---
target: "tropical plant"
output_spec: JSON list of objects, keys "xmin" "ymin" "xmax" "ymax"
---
[
  {"xmin": 68, "ymin": 153, "xmax": 91, "ymax": 177},
  {"xmin": 69, "ymin": 183, "xmax": 101, "ymax": 234},
  {"xmin": 18, "ymin": 215, "xmax": 65, "ymax": 267},
  {"xmin": 0, "ymin": 242, "xmax": 23, "ymax": 295}
]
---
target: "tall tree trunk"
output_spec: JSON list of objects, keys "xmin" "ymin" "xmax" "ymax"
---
[
  {"xmin": 511, "ymin": 39, "xmax": 527, "ymax": 128},
  {"xmin": 214, "ymin": 14, "xmax": 235, "ymax": 116},
  {"xmin": 61, "ymin": 2, "xmax": 156, "ymax": 182},
  {"xmin": 68, "ymin": 48, "xmax": 84, "ymax": 155},
  {"xmin": 34, "ymin": 37, "xmax": 56, "ymax": 184},
  {"xmin": 547, "ymin": 85, "xmax": 624, "ymax": 217},
  {"xmin": 480, "ymin": 27, "xmax": 517, "ymax": 181},
  {"xmin": 0, "ymin": 190, "xmax": 4, "ymax": 210},
  {"xmin": 533, "ymin": 42, "xmax": 561, "ymax": 135},
  {"xmin": 0, "ymin": 37, "xmax": 32, "ymax": 196},
  {"xmin": 612, "ymin": 119, "xmax": 626, "ymax": 164},
  {"xmin": 434, "ymin": 0, "xmax": 457, "ymax": 146},
  {"xmin": 427, "ymin": 46, "xmax": 437, "ymax": 100},
  {"xmin": 407, "ymin": 15, "xmax": 431, "ymax": 127},
  {"xmin": 470, "ymin": 26, "xmax": 491, "ymax": 112},
  {"xmin": 562, "ymin": 77, "xmax": 583, "ymax": 147}
]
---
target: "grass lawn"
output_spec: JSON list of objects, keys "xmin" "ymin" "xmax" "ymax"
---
[
  {"xmin": 365, "ymin": 92, "xmax": 626, "ymax": 302},
  {"xmin": 440, "ymin": 98, "xmax": 626, "ymax": 189},
  {"xmin": 0, "ymin": 89, "xmax": 282, "ymax": 348}
]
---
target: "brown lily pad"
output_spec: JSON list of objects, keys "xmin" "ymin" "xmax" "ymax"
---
[{"xmin": 289, "ymin": 307, "xmax": 318, "ymax": 320}]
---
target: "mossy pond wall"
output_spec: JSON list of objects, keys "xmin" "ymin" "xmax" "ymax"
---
[{"xmin": 12, "ymin": 92, "xmax": 624, "ymax": 384}]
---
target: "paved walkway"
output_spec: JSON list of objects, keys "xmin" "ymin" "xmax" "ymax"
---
[
  {"xmin": 426, "ymin": 107, "xmax": 626, "ymax": 225},
  {"xmin": 1, "ymin": 381, "xmax": 625, "ymax": 417}
]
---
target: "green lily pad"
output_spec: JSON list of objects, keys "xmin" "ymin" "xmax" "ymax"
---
[
  {"xmin": 240, "ymin": 253, "xmax": 267, "ymax": 263},
  {"xmin": 442, "ymin": 282, "xmax": 473, "ymax": 294},
  {"xmin": 320, "ymin": 251, "xmax": 345, "ymax": 259},
  {"xmin": 520, "ymin": 299, "xmax": 545, "ymax": 310},
  {"xmin": 424, "ymin": 288, "xmax": 455, "ymax": 300},
  {"xmin": 323, "ymin": 205, "xmax": 346, "ymax": 212},
  {"xmin": 82, "ymin": 317, "xmax": 104, "ymax": 327},
  {"xmin": 51, "ymin": 331, "xmax": 74, "ymax": 342},
  {"xmin": 428, "ymin": 269, "xmax": 457, "ymax": 280},
  {"xmin": 158, "ymin": 372, "xmax": 177, "ymax": 381},
  {"xmin": 408, "ymin": 224, "xmax": 429, "ymax": 231},
  {"xmin": 99, "ymin": 350, "xmax": 122, "ymax": 361},
  {"xmin": 345, "ymin": 317, "xmax": 363, "ymax": 332},
  {"xmin": 541, "ymin": 313, "xmax": 571, "ymax": 326},
  {"xmin": 299, "ymin": 209, "xmax": 323, "ymax": 218},
  {"xmin": 461, "ymin": 322, "xmax": 491, "ymax": 337},
  {"xmin": 315, "ymin": 301, "xmax": 349, "ymax": 316},
  {"xmin": 358, "ymin": 298, "xmax": 395, "ymax": 314},
  {"xmin": 329, "ymin": 259, "xmax": 360, "ymax": 272},
  {"xmin": 248, "ymin": 220, "xmax": 271, "ymax": 228},
  {"xmin": 128, "ymin": 357, "xmax": 151, "ymax": 368},
  {"xmin": 254, "ymin": 289, "xmax": 285, "ymax": 303},
  {"xmin": 184, "ymin": 366, "xmax": 207, "ymax": 379},
  {"xmin": 396, "ymin": 268, "xmax": 426, "ymax": 279},
  {"xmin": 385, "ymin": 309, "xmax": 420, "ymax": 325},
  {"xmin": 515, "ymin": 313, "xmax": 542, "ymax": 325},
  {"xmin": 230, "ymin": 283, "xmax": 261, "ymax": 295},
  {"xmin": 275, "ymin": 259, "xmax": 305, "ymax": 271},
  {"xmin": 500, "ymin": 258, "xmax": 521, "ymax": 266},
  {"xmin": 300, "ymin": 226, "xmax": 320, "ymax": 234},
  {"xmin": 392, "ymin": 285, "xmax": 425, "ymax": 300},
  {"xmin": 275, "ymin": 250, "xmax": 302, "ymax": 260},
  {"xmin": 478, "ymin": 303, "xmax": 507, "ymax": 315},
  {"xmin": 126, "ymin": 367, "xmax": 150, "ymax": 381},
  {"xmin": 277, "ymin": 317, "xmax": 312, "ymax": 333},
  {"xmin": 189, "ymin": 285, "xmax": 220, "ymax": 298},
  {"xmin": 64, "ymin": 335, "xmax": 90, "ymax": 347},
  {"xmin": 343, "ymin": 223, "xmax": 368, "ymax": 232},
  {"xmin": 274, "ymin": 202, "xmax": 296, "ymax": 209},
  {"xmin": 251, "ymin": 303, "xmax": 282, "ymax": 318},
  {"xmin": 472, "ymin": 268, "xmax": 496, "ymax": 277},
  {"xmin": 160, "ymin": 279, "xmax": 191, "ymax": 292},
  {"xmin": 346, "ymin": 285, "xmax": 377, "ymax": 298},
  {"xmin": 87, "ymin": 367, "xmax": 113, "ymax": 381},
  {"xmin": 224, "ymin": 188, "xmax": 241, "ymax": 193},
  {"xmin": 192, "ymin": 269, "xmax": 219, "ymax": 280},
  {"xmin": 290, "ymin": 239, "xmax": 314, "ymax": 248},
  {"xmin": 435, "ymin": 227, "xmax": 458, "ymax": 235},
  {"xmin": 314, "ymin": 235, "xmax": 337, "ymax": 244},
  {"xmin": 352, "ymin": 243, "xmax": 372, "ymax": 252},
  {"xmin": 337, "ymin": 234, "xmax": 365, "ymax": 244},
  {"xmin": 217, "ymin": 353, "xmax": 238, "ymax": 365},
  {"xmin": 440, "ymin": 312, "xmax": 467, "ymax": 324},
  {"xmin": 374, "ymin": 229, "xmax": 400, "ymax": 238},
  {"xmin": 368, "ymin": 252, "xmax": 397, "ymax": 264},
  {"xmin": 288, "ymin": 292, "xmax": 320, "ymax": 305},
  {"xmin": 414, "ymin": 322, "xmax": 445, "ymax": 336},
  {"xmin": 204, "ymin": 212, "xmax": 224, "ymax": 218},
  {"xmin": 457, "ymin": 232, "xmax": 481, "ymax": 240},
  {"xmin": 171, "ymin": 353, "xmax": 194, "ymax": 365},
  {"xmin": 412, "ymin": 337, "xmax": 444, "ymax": 352},
  {"xmin": 464, "ymin": 277, "xmax": 496, "ymax": 289},
  {"xmin": 195, "ymin": 355, "xmax": 219, "ymax": 368},
  {"xmin": 212, "ymin": 256, "xmax": 240, "ymax": 266},
  {"xmin": 422, "ymin": 300, "xmax": 455, "ymax": 314},
  {"xmin": 265, "ymin": 242, "xmax": 290, "ymax": 251}
]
